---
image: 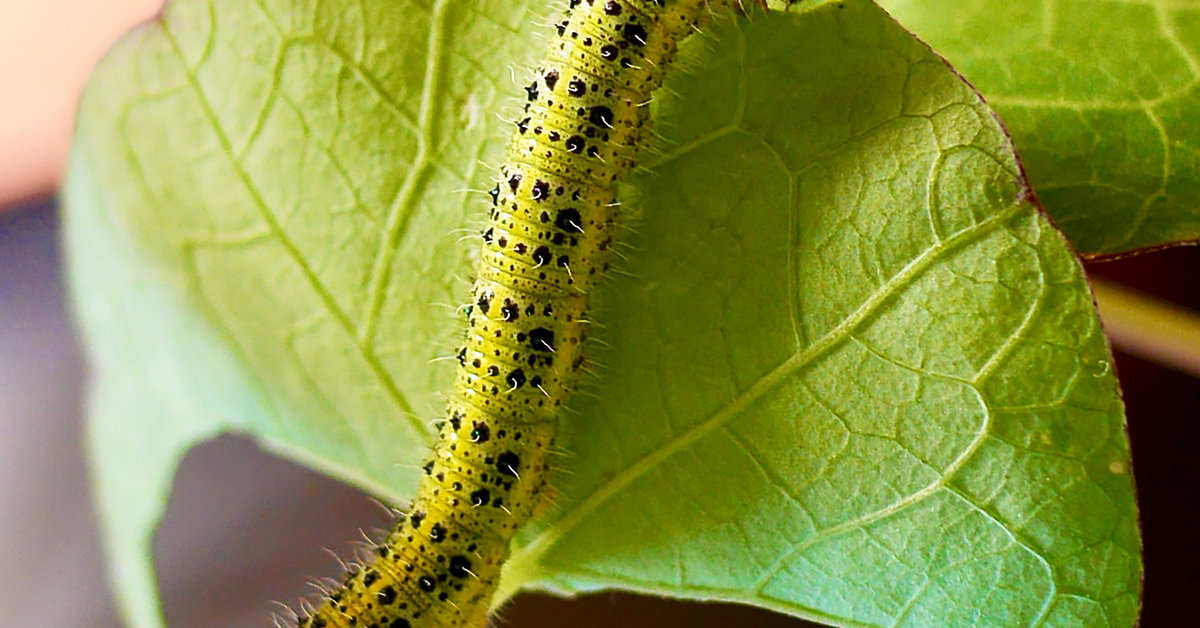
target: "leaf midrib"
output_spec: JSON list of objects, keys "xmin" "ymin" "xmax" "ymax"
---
[
  {"xmin": 158, "ymin": 17, "xmax": 426, "ymax": 435},
  {"xmin": 505, "ymin": 199, "xmax": 1030, "ymax": 586}
]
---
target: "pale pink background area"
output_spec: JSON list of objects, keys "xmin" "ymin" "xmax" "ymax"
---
[{"xmin": 0, "ymin": 0, "xmax": 163, "ymax": 206}]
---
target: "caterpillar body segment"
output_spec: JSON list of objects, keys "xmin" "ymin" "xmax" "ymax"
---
[{"xmin": 296, "ymin": 1, "xmax": 738, "ymax": 626}]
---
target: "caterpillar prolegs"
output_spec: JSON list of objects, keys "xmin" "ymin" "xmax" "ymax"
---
[{"xmin": 296, "ymin": 1, "xmax": 740, "ymax": 626}]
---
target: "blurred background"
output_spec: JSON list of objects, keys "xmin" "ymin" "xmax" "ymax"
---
[{"xmin": 0, "ymin": 0, "xmax": 1196, "ymax": 626}]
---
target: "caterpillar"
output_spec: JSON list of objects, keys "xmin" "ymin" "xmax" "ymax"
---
[{"xmin": 294, "ymin": 1, "xmax": 742, "ymax": 626}]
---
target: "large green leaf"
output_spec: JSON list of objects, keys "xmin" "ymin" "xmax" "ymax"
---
[
  {"xmin": 67, "ymin": 0, "xmax": 542, "ymax": 623},
  {"xmin": 65, "ymin": 0, "xmax": 1140, "ymax": 626},
  {"xmin": 879, "ymin": 0, "xmax": 1200, "ymax": 255}
]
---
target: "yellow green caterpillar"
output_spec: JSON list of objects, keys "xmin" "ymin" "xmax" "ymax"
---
[{"xmin": 296, "ymin": 1, "xmax": 740, "ymax": 626}]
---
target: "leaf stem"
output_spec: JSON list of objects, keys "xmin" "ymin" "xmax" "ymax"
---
[{"xmin": 1091, "ymin": 277, "xmax": 1200, "ymax": 378}]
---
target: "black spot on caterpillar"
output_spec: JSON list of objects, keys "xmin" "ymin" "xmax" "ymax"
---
[{"xmin": 294, "ymin": 1, "xmax": 743, "ymax": 626}]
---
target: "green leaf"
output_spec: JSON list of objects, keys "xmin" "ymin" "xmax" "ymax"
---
[
  {"xmin": 878, "ymin": 0, "xmax": 1200, "ymax": 255},
  {"xmin": 67, "ymin": 1, "xmax": 540, "ymax": 623},
  {"xmin": 66, "ymin": 152, "xmax": 270, "ymax": 628},
  {"xmin": 65, "ymin": 0, "xmax": 1140, "ymax": 627}
]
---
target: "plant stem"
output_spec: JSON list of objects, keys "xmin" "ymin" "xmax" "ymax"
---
[{"xmin": 1090, "ymin": 277, "xmax": 1200, "ymax": 378}]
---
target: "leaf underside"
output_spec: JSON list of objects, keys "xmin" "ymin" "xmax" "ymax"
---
[
  {"xmin": 65, "ymin": 1, "xmax": 1141, "ymax": 627},
  {"xmin": 880, "ymin": 0, "xmax": 1200, "ymax": 256}
]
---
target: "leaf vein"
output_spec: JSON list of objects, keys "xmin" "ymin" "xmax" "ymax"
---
[
  {"xmin": 510, "ymin": 201, "xmax": 1028, "ymax": 575},
  {"xmin": 159, "ymin": 23, "xmax": 421, "ymax": 434},
  {"xmin": 358, "ymin": 0, "xmax": 450, "ymax": 344}
]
